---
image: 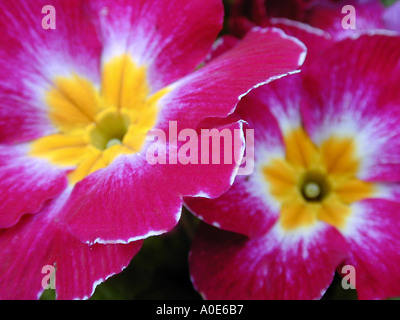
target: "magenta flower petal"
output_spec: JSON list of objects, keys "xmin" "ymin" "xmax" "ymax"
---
[
  {"xmin": 156, "ymin": 27, "xmax": 307, "ymax": 133},
  {"xmin": 64, "ymin": 156, "xmax": 186, "ymax": 244},
  {"xmin": 185, "ymin": 84, "xmax": 288, "ymax": 237},
  {"xmin": 0, "ymin": 190, "xmax": 141, "ymax": 300},
  {"xmin": 0, "ymin": 145, "xmax": 66, "ymax": 228},
  {"xmin": 204, "ymin": 35, "xmax": 240, "ymax": 63},
  {"xmin": 186, "ymin": 174, "xmax": 279, "ymax": 238},
  {"xmin": 341, "ymin": 199, "xmax": 400, "ymax": 300},
  {"xmin": 267, "ymin": 18, "xmax": 333, "ymax": 64},
  {"xmin": 158, "ymin": 121, "xmax": 246, "ymax": 199},
  {"xmin": 306, "ymin": 0, "xmax": 387, "ymax": 39},
  {"xmin": 65, "ymin": 121, "xmax": 243, "ymax": 244},
  {"xmin": 190, "ymin": 222, "xmax": 347, "ymax": 300}
]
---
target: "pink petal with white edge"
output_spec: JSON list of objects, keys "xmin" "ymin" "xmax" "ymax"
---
[
  {"xmin": 185, "ymin": 85, "xmax": 289, "ymax": 237},
  {"xmin": 66, "ymin": 120, "xmax": 245, "ymax": 245},
  {"xmin": 204, "ymin": 35, "xmax": 240, "ymax": 64},
  {"xmin": 185, "ymin": 174, "xmax": 280, "ymax": 238},
  {"xmin": 268, "ymin": 18, "xmax": 333, "ymax": 64},
  {"xmin": 87, "ymin": 0, "xmax": 223, "ymax": 92},
  {"xmin": 244, "ymin": 73, "xmax": 305, "ymax": 135},
  {"xmin": 65, "ymin": 155, "xmax": 182, "ymax": 245},
  {"xmin": 0, "ymin": 0, "xmax": 102, "ymax": 144},
  {"xmin": 161, "ymin": 120, "xmax": 246, "ymax": 199},
  {"xmin": 0, "ymin": 145, "xmax": 66, "ymax": 228},
  {"xmin": 306, "ymin": 0, "xmax": 387, "ymax": 40},
  {"xmin": 190, "ymin": 222, "xmax": 348, "ymax": 300},
  {"xmin": 0, "ymin": 189, "xmax": 141, "ymax": 300},
  {"xmin": 156, "ymin": 27, "xmax": 307, "ymax": 135},
  {"xmin": 340, "ymin": 199, "xmax": 400, "ymax": 300},
  {"xmin": 301, "ymin": 34, "xmax": 400, "ymax": 182}
]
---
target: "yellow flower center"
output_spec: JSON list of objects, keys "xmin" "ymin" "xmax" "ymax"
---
[
  {"xmin": 263, "ymin": 127, "xmax": 375, "ymax": 231},
  {"xmin": 30, "ymin": 54, "xmax": 170, "ymax": 184}
]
